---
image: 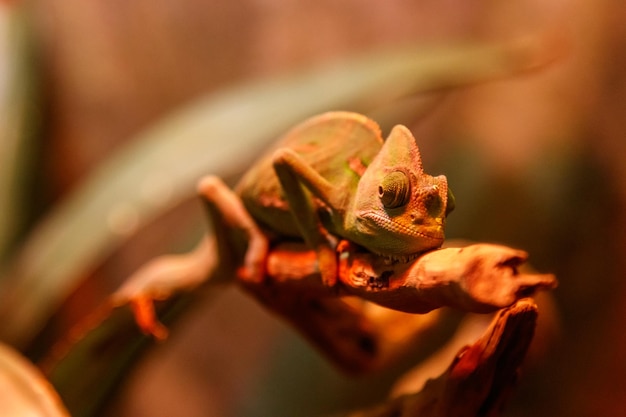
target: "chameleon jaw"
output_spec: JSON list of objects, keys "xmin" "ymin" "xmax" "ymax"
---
[
  {"xmin": 378, "ymin": 252, "xmax": 422, "ymax": 265},
  {"xmin": 355, "ymin": 212, "xmax": 445, "ymax": 261},
  {"xmin": 358, "ymin": 211, "xmax": 444, "ymax": 239}
]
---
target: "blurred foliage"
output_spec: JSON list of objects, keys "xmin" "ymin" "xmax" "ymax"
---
[
  {"xmin": 0, "ymin": 23, "xmax": 540, "ymax": 349},
  {"xmin": 0, "ymin": 1, "xmax": 624, "ymax": 417},
  {"xmin": 0, "ymin": 7, "xmax": 42, "ymax": 264}
]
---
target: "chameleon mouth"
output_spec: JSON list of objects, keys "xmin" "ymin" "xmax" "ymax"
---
[
  {"xmin": 360, "ymin": 212, "xmax": 444, "ymax": 240},
  {"xmin": 377, "ymin": 251, "xmax": 422, "ymax": 264},
  {"xmin": 357, "ymin": 212, "xmax": 444, "ymax": 262}
]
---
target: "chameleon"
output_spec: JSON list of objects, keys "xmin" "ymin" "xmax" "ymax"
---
[
  {"xmin": 113, "ymin": 111, "xmax": 555, "ymax": 373},
  {"xmin": 118, "ymin": 111, "xmax": 455, "ymax": 340},
  {"xmin": 229, "ymin": 111, "xmax": 454, "ymax": 287}
]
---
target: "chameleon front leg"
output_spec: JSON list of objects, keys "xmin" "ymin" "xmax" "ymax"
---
[{"xmin": 272, "ymin": 148, "xmax": 339, "ymax": 288}]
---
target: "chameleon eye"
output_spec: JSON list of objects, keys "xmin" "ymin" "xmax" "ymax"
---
[{"xmin": 378, "ymin": 171, "xmax": 411, "ymax": 209}]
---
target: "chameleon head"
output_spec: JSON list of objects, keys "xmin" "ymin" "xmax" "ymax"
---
[{"xmin": 348, "ymin": 124, "xmax": 454, "ymax": 259}]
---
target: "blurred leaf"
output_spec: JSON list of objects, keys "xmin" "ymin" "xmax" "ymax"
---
[
  {"xmin": 0, "ymin": 37, "xmax": 544, "ymax": 347},
  {"xmin": 0, "ymin": 7, "xmax": 42, "ymax": 263},
  {"xmin": 41, "ymin": 293, "xmax": 195, "ymax": 417},
  {"xmin": 0, "ymin": 342, "xmax": 70, "ymax": 417}
]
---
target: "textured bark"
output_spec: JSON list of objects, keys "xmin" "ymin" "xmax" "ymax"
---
[
  {"xmin": 336, "ymin": 299, "xmax": 538, "ymax": 417},
  {"xmin": 238, "ymin": 240, "xmax": 554, "ymax": 373}
]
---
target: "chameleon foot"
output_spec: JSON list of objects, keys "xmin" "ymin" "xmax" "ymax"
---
[
  {"xmin": 129, "ymin": 296, "xmax": 169, "ymax": 341},
  {"xmin": 112, "ymin": 238, "xmax": 215, "ymax": 340}
]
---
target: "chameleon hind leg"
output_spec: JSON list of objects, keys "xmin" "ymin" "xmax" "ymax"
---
[
  {"xmin": 113, "ymin": 175, "xmax": 269, "ymax": 339},
  {"xmin": 196, "ymin": 175, "xmax": 269, "ymax": 284}
]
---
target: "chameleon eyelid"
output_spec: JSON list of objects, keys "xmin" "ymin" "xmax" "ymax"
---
[{"xmin": 379, "ymin": 170, "xmax": 411, "ymax": 209}]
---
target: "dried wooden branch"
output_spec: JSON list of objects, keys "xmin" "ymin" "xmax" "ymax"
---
[
  {"xmin": 335, "ymin": 298, "xmax": 538, "ymax": 417},
  {"xmin": 262, "ymin": 240, "xmax": 556, "ymax": 312},
  {"xmin": 46, "ymin": 209, "xmax": 555, "ymax": 411},
  {"xmin": 237, "ymin": 239, "xmax": 554, "ymax": 373}
]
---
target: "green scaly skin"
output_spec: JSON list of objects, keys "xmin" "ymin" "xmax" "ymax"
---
[{"xmin": 236, "ymin": 111, "xmax": 454, "ymax": 267}]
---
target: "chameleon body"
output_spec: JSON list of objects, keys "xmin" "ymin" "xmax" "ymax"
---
[{"xmin": 235, "ymin": 112, "xmax": 453, "ymax": 270}]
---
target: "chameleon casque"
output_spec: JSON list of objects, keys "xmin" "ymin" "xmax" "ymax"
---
[{"xmin": 232, "ymin": 111, "xmax": 454, "ymax": 286}]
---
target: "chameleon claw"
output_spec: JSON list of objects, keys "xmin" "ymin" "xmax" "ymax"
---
[
  {"xmin": 130, "ymin": 296, "xmax": 169, "ymax": 341},
  {"xmin": 317, "ymin": 244, "xmax": 339, "ymax": 288}
]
